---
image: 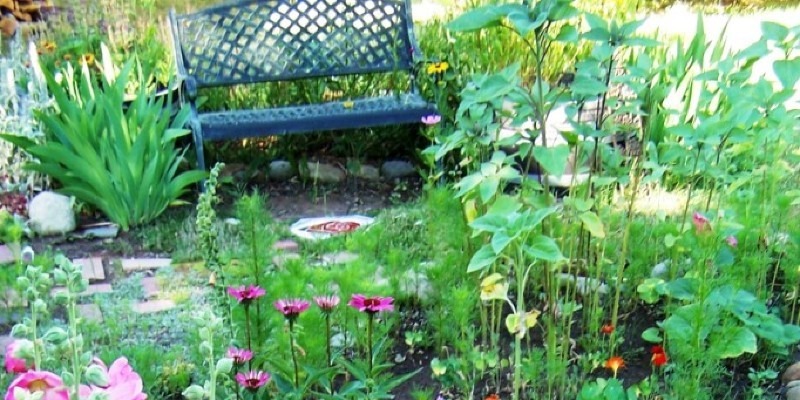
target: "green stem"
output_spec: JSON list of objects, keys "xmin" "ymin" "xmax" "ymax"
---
[
  {"xmin": 244, "ymin": 305, "xmax": 252, "ymax": 359},
  {"xmin": 68, "ymin": 297, "xmax": 81, "ymax": 400},
  {"xmin": 512, "ymin": 248, "xmax": 526, "ymax": 400},
  {"xmin": 367, "ymin": 313, "xmax": 374, "ymax": 377},
  {"xmin": 289, "ymin": 319, "xmax": 300, "ymax": 388},
  {"xmin": 325, "ymin": 313, "xmax": 332, "ymax": 367}
]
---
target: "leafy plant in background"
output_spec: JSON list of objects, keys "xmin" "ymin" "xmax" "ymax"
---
[{"xmin": 0, "ymin": 51, "xmax": 204, "ymax": 230}]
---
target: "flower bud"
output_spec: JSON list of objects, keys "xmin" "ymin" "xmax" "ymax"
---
[
  {"xmin": 43, "ymin": 327, "xmax": 69, "ymax": 344},
  {"xmin": 53, "ymin": 269, "xmax": 67, "ymax": 285},
  {"xmin": 16, "ymin": 277, "xmax": 30, "ymax": 288},
  {"xmin": 215, "ymin": 358, "xmax": 233, "ymax": 375},
  {"xmin": 21, "ymin": 246, "xmax": 34, "ymax": 263},
  {"xmin": 12, "ymin": 339, "xmax": 35, "ymax": 359},
  {"xmin": 33, "ymin": 299, "xmax": 47, "ymax": 313},
  {"xmin": 85, "ymin": 364, "xmax": 110, "ymax": 387},
  {"xmin": 11, "ymin": 323, "xmax": 30, "ymax": 338},
  {"xmin": 182, "ymin": 385, "xmax": 206, "ymax": 400}
]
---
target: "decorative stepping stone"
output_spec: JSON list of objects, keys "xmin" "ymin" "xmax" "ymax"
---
[
  {"xmin": 77, "ymin": 304, "xmax": 103, "ymax": 322},
  {"xmin": 321, "ymin": 251, "xmax": 359, "ymax": 265},
  {"xmin": 121, "ymin": 258, "xmax": 171, "ymax": 273},
  {"xmin": 141, "ymin": 277, "xmax": 160, "ymax": 298},
  {"xmin": 72, "ymin": 223, "xmax": 119, "ymax": 239},
  {"xmin": 0, "ymin": 244, "xmax": 16, "ymax": 264},
  {"xmin": 273, "ymin": 239, "xmax": 299, "ymax": 253},
  {"xmin": 52, "ymin": 283, "xmax": 113, "ymax": 297},
  {"xmin": 74, "ymin": 257, "xmax": 105, "ymax": 281},
  {"xmin": 133, "ymin": 299, "xmax": 176, "ymax": 314}
]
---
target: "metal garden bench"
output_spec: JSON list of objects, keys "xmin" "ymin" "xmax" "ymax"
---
[{"xmin": 168, "ymin": 0, "xmax": 437, "ymax": 171}]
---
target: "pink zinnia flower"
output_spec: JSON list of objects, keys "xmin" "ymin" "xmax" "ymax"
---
[
  {"xmin": 226, "ymin": 347, "xmax": 253, "ymax": 365},
  {"xmin": 274, "ymin": 299, "xmax": 310, "ymax": 320},
  {"xmin": 421, "ymin": 114, "xmax": 442, "ymax": 125},
  {"xmin": 235, "ymin": 371, "xmax": 270, "ymax": 391},
  {"xmin": 79, "ymin": 357, "xmax": 146, "ymax": 400},
  {"xmin": 5, "ymin": 340, "xmax": 34, "ymax": 373},
  {"xmin": 725, "ymin": 235, "xmax": 738, "ymax": 248},
  {"xmin": 692, "ymin": 212, "xmax": 711, "ymax": 233},
  {"xmin": 227, "ymin": 285, "xmax": 266, "ymax": 305},
  {"xmin": 313, "ymin": 295, "xmax": 340, "ymax": 313},
  {"xmin": 348, "ymin": 294, "xmax": 394, "ymax": 314},
  {"xmin": 4, "ymin": 371, "xmax": 69, "ymax": 400}
]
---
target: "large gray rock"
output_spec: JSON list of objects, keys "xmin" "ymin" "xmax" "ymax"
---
[
  {"xmin": 380, "ymin": 160, "xmax": 416, "ymax": 179},
  {"xmin": 785, "ymin": 363, "xmax": 800, "ymax": 384},
  {"xmin": 306, "ymin": 162, "xmax": 345, "ymax": 184},
  {"xmin": 28, "ymin": 192, "xmax": 75, "ymax": 235},
  {"xmin": 355, "ymin": 165, "xmax": 380, "ymax": 181},
  {"xmin": 269, "ymin": 160, "xmax": 295, "ymax": 181},
  {"xmin": 787, "ymin": 381, "xmax": 800, "ymax": 400}
]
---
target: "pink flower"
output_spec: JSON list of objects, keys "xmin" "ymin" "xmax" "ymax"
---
[
  {"xmin": 725, "ymin": 235, "xmax": 738, "ymax": 248},
  {"xmin": 348, "ymin": 294, "xmax": 394, "ymax": 314},
  {"xmin": 4, "ymin": 371, "xmax": 69, "ymax": 400},
  {"xmin": 421, "ymin": 114, "xmax": 442, "ymax": 125},
  {"xmin": 274, "ymin": 299, "xmax": 310, "ymax": 320},
  {"xmin": 79, "ymin": 357, "xmax": 146, "ymax": 400},
  {"xmin": 227, "ymin": 285, "xmax": 266, "ymax": 305},
  {"xmin": 692, "ymin": 212, "xmax": 711, "ymax": 233},
  {"xmin": 235, "ymin": 371, "xmax": 270, "ymax": 391},
  {"xmin": 313, "ymin": 295, "xmax": 340, "ymax": 313},
  {"xmin": 226, "ymin": 347, "xmax": 253, "ymax": 365},
  {"xmin": 5, "ymin": 340, "xmax": 34, "ymax": 373}
]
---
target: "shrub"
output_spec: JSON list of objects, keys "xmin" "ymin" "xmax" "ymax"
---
[{"xmin": 0, "ymin": 52, "xmax": 204, "ymax": 230}]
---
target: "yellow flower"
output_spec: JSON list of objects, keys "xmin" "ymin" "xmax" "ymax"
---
[
  {"xmin": 480, "ymin": 273, "xmax": 508, "ymax": 301},
  {"xmin": 426, "ymin": 61, "xmax": 449, "ymax": 75},
  {"xmin": 80, "ymin": 53, "xmax": 95, "ymax": 67},
  {"xmin": 505, "ymin": 309, "xmax": 541, "ymax": 338},
  {"xmin": 40, "ymin": 40, "xmax": 56, "ymax": 52},
  {"xmin": 342, "ymin": 101, "xmax": 354, "ymax": 109}
]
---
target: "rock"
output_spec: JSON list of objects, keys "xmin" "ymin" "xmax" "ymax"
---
[
  {"xmin": 556, "ymin": 273, "xmax": 609, "ymax": 295},
  {"xmin": 121, "ymin": 258, "xmax": 171, "ymax": 273},
  {"xmin": 380, "ymin": 160, "xmax": 416, "ymax": 179},
  {"xmin": 788, "ymin": 381, "xmax": 800, "ymax": 400},
  {"xmin": 133, "ymin": 300, "xmax": 176, "ymax": 314},
  {"xmin": 220, "ymin": 163, "xmax": 247, "ymax": 179},
  {"xmin": 306, "ymin": 162, "xmax": 345, "ymax": 184},
  {"xmin": 651, "ymin": 261, "xmax": 669, "ymax": 278},
  {"xmin": 269, "ymin": 160, "xmax": 294, "ymax": 181},
  {"xmin": 273, "ymin": 239, "xmax": 300, "ymax": 253},
  {"xmin": 321, "ymin": 251, "xmax": 359, "ymax": 265},
  {"xmin": 784, "ymin": 363, "xmax": 800, "ymax": 384},
  {"xmin": 74, "ymin": 223, "xmax": 119, "ymax": 239},
  {"xmin": 28, "ymin": 191, "xmax": 75, "ymax": 235},
  {"xmin": 355, "ymin": 165, "xmax": 380, "ymax": 181}
]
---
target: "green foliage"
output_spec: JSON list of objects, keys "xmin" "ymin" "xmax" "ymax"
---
[{"xmin": 0, "ymin": 58, "xmax": 204, "ymax": 230}]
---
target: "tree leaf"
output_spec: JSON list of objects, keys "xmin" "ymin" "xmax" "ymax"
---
[
  {"xmin": 523, "ymin": 235, "xmax": 564, "ymax": 262},
  {"xmin": 532, "ymin": 144, "xmax": 571, "ymax": 176},
  {"xmin": 468, "ymin": 245, "xmax": 497, "ymax": 273},
  {"xmin": 578, "ymin": 211, "xmax": 605, "ymax": 238},
  {"xmin": 773, "ymin": 58, "xmax": 800, "ymax": 90}
]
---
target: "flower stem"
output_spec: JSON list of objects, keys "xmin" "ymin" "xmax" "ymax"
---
[
  {"xmin": 367, "ymin": 313, "xmax": 374, "ymax": 377},
  {"xmin": 289, "ymin": 319, "xmax": 300, "ymax": 388},
  {"xmin": 325, "ymin": 313, "xmax": 332, "ymax": 367},
  {"xmin": 244, "ymin": 306, "xmax": 252, "ymax": 356}
]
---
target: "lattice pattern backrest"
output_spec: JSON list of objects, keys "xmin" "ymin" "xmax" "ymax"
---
[{"xmin": 172, "ymin": 0, "xmax": 415, "ymax": 88}]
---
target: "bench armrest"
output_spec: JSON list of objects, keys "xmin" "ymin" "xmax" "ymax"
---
[{"xmin": 168, "ymin": 8, "xmax": 197, "ymax": 101}]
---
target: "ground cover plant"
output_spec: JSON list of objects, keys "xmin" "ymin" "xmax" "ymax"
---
[{"xmin": 0, "ymin": 0, "xmax": 799, "ymax": 399}]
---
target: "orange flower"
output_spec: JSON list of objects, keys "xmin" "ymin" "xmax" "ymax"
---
[
  {"xmin": 604, "ymin": 356, "xmax": 624, "ymax": 378},
  {"xmin": 600, "ymin": 324, "xmax": 615, "ymax": 334},
  {"xmin": 485, "ymin": 395, "xmax": 500, "ymax": 400},
  {"xmin": 80, "ymin": 53, "xmax": 95, "ymax": 67},
  {"xmin": 651, "ymin": 345, "xmax": 668, "ymax": 367}
]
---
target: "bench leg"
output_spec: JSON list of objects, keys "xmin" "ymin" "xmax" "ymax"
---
[{"xmin": 191, "ymin": 123, "xmax": 206, "ymax": 172}]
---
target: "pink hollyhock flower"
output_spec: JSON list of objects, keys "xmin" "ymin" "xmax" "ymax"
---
[
  {"xmin": 274, "ymin": 299, "xmax": 310, "ymax": 320},
  {"xmin": 226, "ymin": 347, "xmax": 253, "ymax": 365},
  {"xmin": 5, "ymin": 340, "xmax": 34, "ymax": 373},
  {"xmin": 692, "ymin": 212, "xmax": 711, "ymax": 233},
  {"xmin": 313, "ymin": 295, "xmax": 340, "ymax": 313},
  {"xmin": 725, "ymin": 235, "xmax": 738, "ymax": 248},
  {"xmin": 79, "ymin": 357, "xmax": 146, "ymax": 400},
  {"xmin": 235, "ymin": 371, "xmax": 270, "ymax": 391},
  {"xmin": 421, "ymin": 114, "xmax": 442, "ymax": 125},
  {"xmin": 348, "ymin": 294, "xmax": 394, "ymax": 314},
  {"xmin": 227, "ymin": 285, "xmax": 266, "ymax": 305},
  {"xmin": 4, "ymin": 370, "xmax": 68, "ymax": 400}
]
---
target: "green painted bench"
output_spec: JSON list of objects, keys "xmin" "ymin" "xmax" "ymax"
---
[{"xmin": 168, "ymin": 0, "xmax": 437, "ymax": 171}]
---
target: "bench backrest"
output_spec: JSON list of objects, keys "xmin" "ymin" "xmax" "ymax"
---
[{"xmin": 169, "ymin": 0, "xmax": 418, "ymax": 88}]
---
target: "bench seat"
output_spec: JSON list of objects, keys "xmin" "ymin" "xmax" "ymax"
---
[{"xmin": 200, "ymin": 93, "xmax": 436, "ymax": 141}]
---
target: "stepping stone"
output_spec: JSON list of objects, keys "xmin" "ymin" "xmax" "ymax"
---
[
  {"xmin": 74, "ymin": 257, "xmax": 105, "ymax": 281},
  {"xmin": 273, "ymin": 239, "xmax": 299, "ymax": 253},
  {"xmin": 0, "ymin": 244, "xmax": 16, "ymax": 264},
  {"xmin": 52, "ymin": 283, "xmax": 113, "ymax": 297},
  {"xmin": 73, "ymin": 223, "xmax": 119, "ymax": 239},
  {"xmin": 321, "ymin": 251, "xmax": 359, "ymax": 265},
  {"xmin": 133, "ymin": 299, "xmax": 176, "ymax": 314},
  {"xmin": 77, "ymin": 303, "xmax": 103, "ymax": 322},
  {"xmin": 273, "ymin": 253, "xmax": 301, "ymax": 268},
  {"xmin": 1, "ymin": 290, "xmax": 26, "ymax": 308},
  {"xmin": 141, "ymin": 277, "xmax": 160, "ymax": 298},
  {"xmin": 121, "ymin": 258, "xmax": 171, "ymax": 273}
]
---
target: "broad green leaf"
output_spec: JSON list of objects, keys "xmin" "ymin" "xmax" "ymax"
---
[
  {"xmin": 447, "ymin": 4, "xmax": 522, "ymax": 32},
  {"xmin": 523, "ymin": 235, "xmax": 564, "ymax": 262},
  {"xmin": 470, "ymin": 214, "xmax": 507, "ymax": 234},
  {"xmin": 532, "ymin": 144, "xmax": 571, "ymax": 176},
  {"xmin": 761, "ymin": 21, "xmax": 789, "ymax": 42},
  {"xmin": 773, "ymin": 58, "xmax": 800, "ymax": 90},
  {"xmin": 578, "ymin": 211, "xmax": 605, "ymax": 238},
  {"xmin": 468, "ymin": 245, "xmax": 498, "ymax": 273},
  {"xmin": 714, "ymin": 327, "xmax": 757, "ymax": 359},
  {"xmin": 641, "ymin": 327, "xmax": 662, "ymax": 343}
]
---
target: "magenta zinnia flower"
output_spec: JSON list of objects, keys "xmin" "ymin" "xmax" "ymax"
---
[
  {"xmin": 725, "ymin": 235, "xmax": 738, "ymax": 248},
  {"xmin": 5, "ymin": 340, "xmax": 34, "ymax": 374},
  {"xmin": 692, "ymin": 212, "xmax": 711, "ymax": 233},
  {"xmin": 274, "ymin": 299, "xmax": 310, "ymax": 320},
  {"xmin": 4, "ymin": 371, "xmax": 69, "ymax": 400},
  {"xmin": 226, "ymin": 347, "xmax": 253, "ymax": 365},
  {"xmin": 313, "ymin": 295, "xmax": 340, "ymax": 313},
  {"xmin": 227, "ymin": 285, "xmax": 266, "ymax": 305},
  {"xmin": 348, "ymin": 294, "xmax": 394, "ymax": 314},
  {"xmin": 79, "ymin": 357, "xmax": 146, "ymax": 400},
  {"xmin": 235, "ymin": 371, "xmax": 270, "ymax": 391},
  {"xmin": 421, "ymin": 114, "xmax": 442, "ymax": 125}
]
